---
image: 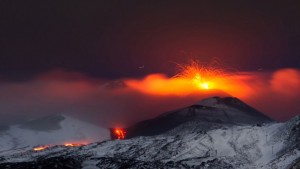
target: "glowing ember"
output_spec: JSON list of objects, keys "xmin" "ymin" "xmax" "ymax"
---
[
  {"xmin": 113, "ymin": 128, "xmax": 126, "ymax": 139},
  {"xmin": 64, "ymin": 143, "xmax": 84, "ymax": 147},
  {"xmin": 174, "ymin": 59, "xmax": 226, "ymax": 90},
  {"xmin": 33, "ymin": 145, "xmax": 49, "ymax": 151}
]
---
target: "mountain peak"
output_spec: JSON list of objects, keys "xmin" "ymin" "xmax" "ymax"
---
[
  {"xmin": 197, "ymin": 96, "xmax": 245, "ymax": 107},
  {"xmin": 126, "ymin": 96, "xmax": 273, "ymax": 138},
  {"xmin": 196, "ymin": 96, "xmax": 273, "ymax": 122}
]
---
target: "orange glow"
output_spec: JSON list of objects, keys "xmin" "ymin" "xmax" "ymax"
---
[
  {"xmin": 126, "ymin": 74, "xmax": 196, "ymax": 95},
  {"xmin": 113, "ymin": 128, "xmax": 126, "ymax": 139},
  {"xmin": 270, "ymin": 68, "xmax": 300, "ymax": 96},
  {"xmin": 192, "ymin": 73, "xmax": 211, "ymax": 90},
  {"xmin": 125, "ymin": 60, "xmax": 253, "ymax": 98},
  {"xmin": 174, "ymin": 60, "xmax": 227, "ymax": 90},
  {"xmin": 33, "ymin": 145, "xmax": 49, "ymax": 151},
  {"xmin": 64, "ymin": 143, "xmax": 84, "ymax": 147}
]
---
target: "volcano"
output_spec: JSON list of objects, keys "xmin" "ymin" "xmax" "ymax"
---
[
  {"xmin": 0, "ymin": 97, "xmax": 299, "ymax": 169},
  {"xmin": 125, "ymin": 96, "xmax": 273, "ymax": 138}
]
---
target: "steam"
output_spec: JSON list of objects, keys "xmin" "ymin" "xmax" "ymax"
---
[{"xmin": 0, "ymin": 68, "xmax": 299, "ymax": 127}]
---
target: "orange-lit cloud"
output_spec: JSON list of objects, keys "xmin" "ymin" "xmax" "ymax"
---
[
  {"xmin": 125, "ymin": 74, "xmax": 197, "ymax": 96},
  {"xmin": 125, "ymin": 71, "xmax": 253, "ymax": 98},
  {"xmin": 124, "ymin": 60, "xmax": 256, "ymax": 99},
  {"xmin": 124, "ymin": 68, "xmax": 300, "ymax": 121},
  {"xmin": 0, "ymin": 68, "xmax": 299, "ymax": 127},
  {"xmin": 270, "ymin": 68, "xmax": 300, "ymax": 96}
]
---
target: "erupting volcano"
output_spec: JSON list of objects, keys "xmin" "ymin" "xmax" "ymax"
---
[{"xmin": 1, "ymin": 1, "xmax": 300, "ymax": 168}]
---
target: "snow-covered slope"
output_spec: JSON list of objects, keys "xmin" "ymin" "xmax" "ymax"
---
[
  {"xmin": 0, "ymin": 115, "xmax": 299, "ymax": 169},
  {"xmin": 0, "ymin": 114, "xmax": 110, "ymax": 154},
  {"xmin": 125, "ymin": 97, "xmax": 273, "ymax": 138},
  {"xmin": 0, "ymin": 97, "xmax": 299, "ymax": 169}
]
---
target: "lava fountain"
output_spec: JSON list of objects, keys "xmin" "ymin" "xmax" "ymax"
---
[{"xmin": 174, "ymin": 59, "xmax": 228, "ymax": 90}]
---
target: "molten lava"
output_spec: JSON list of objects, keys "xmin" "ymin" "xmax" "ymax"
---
[
  {"xmin": 33, "ymin": 145, "xmax": 49, "ymax": 151},
  {"xmin": 64, "ymin": 143, "xmax": 85, "ymax": 147},
  {"xmin": 113, "ymin": 128, "xmax": 126, "ymax": 139},
  {"xmin": 64, "ymin": 143, "xmax": 84, "ymax": 147}
]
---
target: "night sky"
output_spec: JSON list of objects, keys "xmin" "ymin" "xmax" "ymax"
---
[
  {"xmin": 0, "ymin": 1, "xmax": 300, "ymax": 125},
  {"xmin": 1, "ymin": 1, "xmax": 300, "ymax": 80}
]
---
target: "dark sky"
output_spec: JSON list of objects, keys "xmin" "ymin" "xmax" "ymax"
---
[
  {"xmin": 1, "ymin": 1, "xmax": 300, "ymax": 80},
  {"xmin": 0, "ymin": 1, "xmax": 300, "ymax": 125}
]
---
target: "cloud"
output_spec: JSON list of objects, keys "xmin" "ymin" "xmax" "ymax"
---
[
  {"xmin": 245, "ymin": 68, "xmax": 300, "ymax": 120},
  {"xmin": 0, "ymin": 70, "xmax": 222, "ymax": 126},
  {"xmin": 124, "ymin": 68, "xmax": 300, "ymax": 121},
  {"xmin": 0, "ymin": 68, "xmax": 299, "ymax": 127},
  {"xmin": 270, "ymin": 68, "xmax": 300, "ymax": 96}
]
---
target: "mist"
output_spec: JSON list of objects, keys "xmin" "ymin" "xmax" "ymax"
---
[{"xmin": 0, "ymin": 68, "xmax": 299, "ymax": 127}]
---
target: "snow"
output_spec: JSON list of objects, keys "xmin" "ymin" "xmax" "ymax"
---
[
  {"xmin": 1, "ymin": 116, "xmax": 299, "ymax": 168},
  {"xmin": 0, "ymin": 98, "xmax": 299, "ymax": 168},
  {"xmin": 79, "ymin": 119, "xmax": 300, "ymax": 168},
  {"xmin": 273, "ymin": 149, "xmax": 300, "ymax": 169},
  {"xmin": 0, "ymin": 114, "xmax": 110, "ymax": 154}
]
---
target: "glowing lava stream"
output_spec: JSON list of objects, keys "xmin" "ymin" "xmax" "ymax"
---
[
  {"xmin": 33, "ymin": 142, "xmax": 86, "ymax": 151},
  {"xmin": 33, "ymin": 145, "xmax": 49, "ymax": 151},
  {"xmin": 64, "ymin": 143, "xmax": 84, "ymax": 147}
]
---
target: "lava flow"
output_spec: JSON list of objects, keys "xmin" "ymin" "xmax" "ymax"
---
[
  {"xmin": 64, "ymin": 143, "xmax": 84, "ymax": 147},
  {"xmin": 113, "ymin": 128, "xmax": 126, "ymax": 139},
  {"xmin": 33, "ymin": 145, "xmax": 49, "ymax": 151}
]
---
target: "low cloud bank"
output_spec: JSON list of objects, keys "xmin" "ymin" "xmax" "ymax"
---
[{"xmin": 0, "ymin": 68, "xmax": 299, "ymax": 127}]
